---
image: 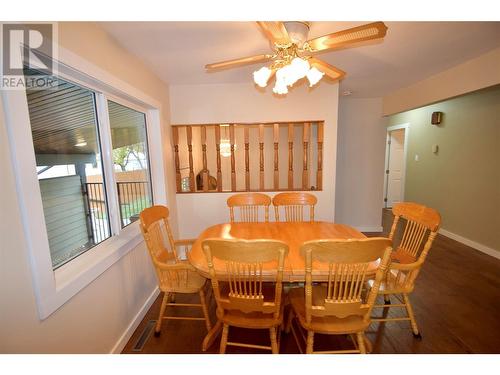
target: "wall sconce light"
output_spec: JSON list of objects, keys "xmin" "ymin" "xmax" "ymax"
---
[{"xmin": 431, "ymin": 112, "xmax": 443, "ymax": 125}]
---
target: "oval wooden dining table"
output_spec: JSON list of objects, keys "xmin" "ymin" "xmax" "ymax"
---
[
  {"xmin": 188, "ymin": 221, "xmax": 377, "ymax": 351},
  {"xmin": 188, "ymin": 221, "xmax": 379, "ymax": 281}
]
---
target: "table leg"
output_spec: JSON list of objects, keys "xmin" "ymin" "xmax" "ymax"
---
[{"xmin": 202, "ymin": 319, "xmax": 222, "ymax": 352}]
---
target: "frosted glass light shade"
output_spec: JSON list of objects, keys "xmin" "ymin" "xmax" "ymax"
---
[
  {"xmin": 253, "ymin": 66, "xmax": 272, "ymax": 87},
  {"xmin": 290, "ymin": 57, "xmax": 310, "ymax": 80},
  {"xmin": 273, "ymin": 79, "xmax": 288, "ymax": 95},
  {"xmin": 306, "ymin": 66, "xmax": 325, "ymax": 87}
]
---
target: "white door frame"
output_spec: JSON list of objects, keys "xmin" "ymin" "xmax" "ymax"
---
[{"xmin": 383, "ymin": 123, "xmax": 410, "ymax": 208}]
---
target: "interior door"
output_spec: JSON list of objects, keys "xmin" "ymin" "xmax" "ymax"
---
[{"xmin": 385, "ymin": 128, "xmax": 405, "ymax": 208}]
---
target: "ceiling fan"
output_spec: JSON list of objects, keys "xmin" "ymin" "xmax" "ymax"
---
[{"xmin": 205, "ymin": 21, "xmax": 388, "ymax": 94}]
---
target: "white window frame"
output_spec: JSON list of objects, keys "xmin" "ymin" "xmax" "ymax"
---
[{"xmin": 2, "ymin": 44, "xmax": 170, "ymax": 319}]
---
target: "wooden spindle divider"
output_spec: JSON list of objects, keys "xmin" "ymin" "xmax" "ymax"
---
[
  {"xmin": 201, "ymin": 125, "xmax": 208, "ymax": 191},
  {"xmin": 186, "ymin": 126, "xmax": 195, "ymax": 191},
  {"xmin": 302, "ymin": 122, "xmax": 310, "ymax": 190},
  {"xmin": 172, "ymin": 121, "xmax": 323, "ymax": 194},
  {"xmin": 288, "ymin": 123, "xmax": 294, "ymax": 190},
  {"xmin": 229, "ymin": 124, "xmax": 236, "ymax": 191},
  {"xmin": 273, "ymin": 123, "xmax": 279, "ymax": 190},
  {"xmin": 259, "ymin": 124, "xmax": 265, "ymax": 191},
  {"xmin": 317, "ymin": 122, "xmax": 324, "ymax": 191},
  {"xmin": 244, "ymin": 127, "xmax": 250, "ymax": 191},
  {"xmin": 172, "ymin": 126, "xmax": 181, "ymax": 192},
  {"xmin": 215, "ymin": 125, "xmax": 222, "ymax": 191}
]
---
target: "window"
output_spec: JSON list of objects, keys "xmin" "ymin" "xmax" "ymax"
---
[
  {"xmin": 23, "ymin": 68, "xmax": 153, "ymax": 270},
  {"xmin": 25, "ymin": 68, "xmax": 111, "ymax": 269},
  {"xmin": 108, "ymin": 100, "xmax": 153, "ymax": 228}
]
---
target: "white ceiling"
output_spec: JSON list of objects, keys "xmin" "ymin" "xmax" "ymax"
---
[{"xmin": 101, "ymin": 21, "xmax": 500, "ymax": 97}]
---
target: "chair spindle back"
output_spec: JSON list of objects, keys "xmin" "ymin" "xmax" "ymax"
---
[
  {"xmin": 227, "ymin": 193, "xmax": 271, "ymax": 223},
  {"xmin": 140, "ymin": 206, "xmax": 194, "ymax": 291},
  {"xmin": 301, "ymin": 238, "xmax": 392, "ymax": 323},
  {"xmin": 202, "ymin": 239, "xmax": 288, "ymax": 318},
  {"xmin": 272, "ymin": 192, "xmax": 317, "ymax": 222},
  {"xmin": 389, "ymin": 202, "xmax": 441, "ymax": 262}
]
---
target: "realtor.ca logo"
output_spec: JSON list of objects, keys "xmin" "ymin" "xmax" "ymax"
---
[{"xmin": 1, "ymin": 22, "xmax": 58, "ymax": 90}]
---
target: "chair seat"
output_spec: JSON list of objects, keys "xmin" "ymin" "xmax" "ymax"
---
[
  {"xmin": 218, "ymin": 309, "xmax": 282, "ymax": 329},
  {"xmin": 391, "ymin": 248, "xmax": 416, "ymax": 264},
  {"xmin": 217, "ymin": 283, "xmax": 283, "ymax": 329},
  {"xmin": 368, "ymin": 269, "xmax": 410, "ymax": 294},
  {"xmin": 159, "ymin": 260, "xmax": 207, "ymax": 293},
  {"xmin": 157, "ymin": 250, "xmax": 176, "ymax": 264},
  {"xmin": 289, "ymin": 286, "xmax": 370, "ymax": 335}
]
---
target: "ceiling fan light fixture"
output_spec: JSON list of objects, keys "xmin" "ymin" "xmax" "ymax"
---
[
  {"xmin": 275, "ymin": 57, "xmax": 310, "ymax": 88},
  {"xmin": 306, "ymin": 66, "xmax": 325, "ymax": 87},
  {"xmin": 207, "ymin": 21, "xmax": 388, "ymax": 96},
  {"xmin": 253, "ymin": 66, "xmax": 272, "ymax": 87}
]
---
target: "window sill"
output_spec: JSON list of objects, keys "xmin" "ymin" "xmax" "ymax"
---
[{"xmin": 43, "ymin": 223, "xmax": 144, "ymax": 319}]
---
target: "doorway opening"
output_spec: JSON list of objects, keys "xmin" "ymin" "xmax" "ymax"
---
[{"xmin": 383, "ymin": 124, "xmax": 409, "ymax": 208}]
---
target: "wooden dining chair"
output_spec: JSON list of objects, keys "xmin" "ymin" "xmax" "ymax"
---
[
  {"xmin": 286, "ymin": 238, "xmax": 392, "ymax": 354},
  {"xmin": 227, "ymin": 193, "xmax": 271, "ymax": 223},
  {"xmin": 272, "ymin": 192, "xmax": 317, "ymax": 222},
  {"xmin": 140, "ymin": 205, "xmax": 212, "ymax": 337},
  {"xmin": 202, "ymin": 238, "xmax": 289, "ymax": 354},
  {"xmin": 371, "ymin": 202, "xmax": 441, "ymax": 338}
]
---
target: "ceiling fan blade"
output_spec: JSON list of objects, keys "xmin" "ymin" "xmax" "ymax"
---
[
  {"xmin": 205, "ymin": 54, "xmax": 272, "ymax": 70},
  {"xmin": 309, "ymin": 58, "xmax": 346, "ymax": 82},
  {"xmin": 306, "ymin": 21, "xmax": 388, "ymax": 52},
  {"xmin": 257, "ymin": 21, "xmax": 291, "ymax": 45}
]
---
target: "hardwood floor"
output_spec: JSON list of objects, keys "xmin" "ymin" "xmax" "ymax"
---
[{"xmin": 122, "ymin": 209, "xmax": 500, "ymax": 354}]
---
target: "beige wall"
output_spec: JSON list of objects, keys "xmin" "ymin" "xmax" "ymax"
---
[
  {"xmin": 0, "ymin": 22, "xmax": 173, "ymax": 352},
  {"xmin": 387, "ymin": 85, "xmax": 500, "ymax": 252},
  {"xmin": 169, "ymin": 82, "xmax": 339, "ymax": 238},
  {"xmin": 383, "ymin": 47, "xmax": 500, "ymax": 116},
  {"xmin": 336, "ymin": 97, "xmax": 386, "ymax": 231}
]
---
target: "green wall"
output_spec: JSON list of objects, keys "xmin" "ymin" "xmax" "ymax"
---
[{"xmin": 387, "ymin": 85, "xmax": 500, "ymax": 252}]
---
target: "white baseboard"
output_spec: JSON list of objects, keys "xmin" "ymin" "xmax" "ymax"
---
[
  {"xmin": 357, "ymin": 226, "xmax": 384, "ymax": 233},
  {"xmin": 110, "ymin": 286, "xmax": 160, "ymax": 354},
  {"xmin": 439, "ymin": 228, "xmax": 500, "ymax": 260}
]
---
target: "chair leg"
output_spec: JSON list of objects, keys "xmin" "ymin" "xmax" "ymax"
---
[
  {"xmin": 155, "ymin": 292, "xmax": 169, "ymax": 336},
  {"xmin": 285, "ymin": 309, "xmax": 294, "ymax": 334},
  {"xmin": 270, "ymin": 327, "xmax": 279, "ymax": 354},
  {"xmin": 219, "ymin": 324, "xmax": 229, "ymax": 354},
  {"xmin": 169, "ymin": 293, "xmax": 176, "ymax": 303},
  {"xmin": 403, "ymin": 294, "xmax": 421, "ymax": 338},
  {"xmin": 199, "ymin": 288, "xmax": 212, "ymax": 332},
  {"xmin": 357, "ymin": 332, "xmax": 367, "ymax": 354},
  {"xmin": 364, "ymin": 333, "xmax": 373, "ymax": 354},
  {"xmin": 306, "ymin": 331, "xmax": 314, "ymax": 354}
]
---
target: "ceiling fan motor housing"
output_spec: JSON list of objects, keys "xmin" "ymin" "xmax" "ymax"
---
[{"xmin": 283, "ymin": 21, "xmax": 310, "ymax": 47}]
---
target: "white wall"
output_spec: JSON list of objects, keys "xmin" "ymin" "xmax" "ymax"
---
[
  {"xmin": 170, "ymin": 82, "xmax": 339, "ymax": 238},
  {"xmin": 335, "ymin": 97, "xmax": 386, "ymax": 232}
]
